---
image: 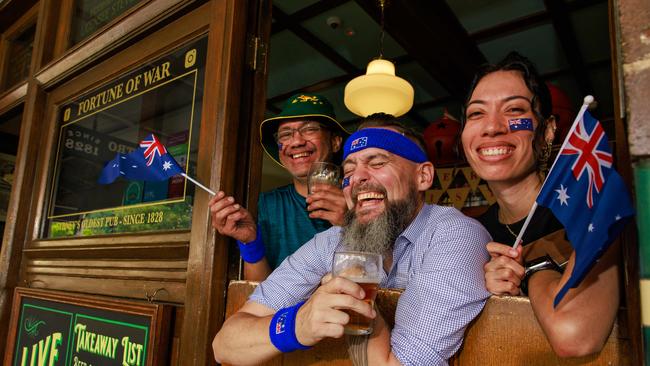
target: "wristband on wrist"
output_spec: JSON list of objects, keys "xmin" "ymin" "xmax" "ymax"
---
[
  {"xmin": 236, "ymin": 225, "xmax": 265, "ymax": 263},
  {"xmin": 269, "ymin": 301, "xmax": 311, "ymax": 353},
  {"xmin": 520, "ymin": 254, "xmax": 564, "ymax": 296}
]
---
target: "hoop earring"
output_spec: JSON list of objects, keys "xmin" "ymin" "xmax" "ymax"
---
[{"xmin": 538, "ymin": 140, "xmax": 553, "ymax": 175}]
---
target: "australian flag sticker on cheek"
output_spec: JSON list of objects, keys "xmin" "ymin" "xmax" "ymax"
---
[
  {"xmin": 350, "ymin": 136, "xmax": 368, "ymax": 150},
  {"xmin": 508, "ymin": 118, "xmax": 534, "ymax": 132},
  {"xmin": 342, "ymin": 176, "xmax": 350, "ymax": 188}
]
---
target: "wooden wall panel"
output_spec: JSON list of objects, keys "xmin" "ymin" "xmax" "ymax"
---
[
  {"xmin": 22, "ymin": 276, "xmax": 187, "ymax": 303},
  {"xmin": 21, "ymin": 232, "xmax": 191, "ymax": 302}
]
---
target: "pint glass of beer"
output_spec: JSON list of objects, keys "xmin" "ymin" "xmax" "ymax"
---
[
  {"xmin": 307, "ymin": 162, "xmax": 341, "ymax": 195},
  {"xmin": 332, "ymin": 251, "xmax": 382, "ymax": 335}
]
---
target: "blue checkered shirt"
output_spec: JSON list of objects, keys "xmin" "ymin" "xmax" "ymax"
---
[{"xmin": 250, "ymin": 204, "xmax": 491, "ymax": 365}]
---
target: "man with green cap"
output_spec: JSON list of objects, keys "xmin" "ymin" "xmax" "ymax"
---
[{"xmin": 209, "ymin": 93, "xmax": 349, "ymax": 280}]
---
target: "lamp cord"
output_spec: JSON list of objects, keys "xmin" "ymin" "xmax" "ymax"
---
[{"xmin": 378, "ymin": 0, "xmax": 386, "ymax": 59}]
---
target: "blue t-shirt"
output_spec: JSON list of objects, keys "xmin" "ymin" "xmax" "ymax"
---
[{"xmin": 257, "ymin": 184, "xmax": 331, "ymax": 269}]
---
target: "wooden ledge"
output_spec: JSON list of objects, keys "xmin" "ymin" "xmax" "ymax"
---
[{"xmin": 222, "ymin": 280, "xmax": 630, "ymax": 366}]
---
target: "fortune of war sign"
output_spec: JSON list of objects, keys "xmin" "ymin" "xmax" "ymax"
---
[
  {"xmin": 3, "ymin": 288, "xmax": 170, "ymax": 366},
  {"xmin": 43, "ymin": 36, "xmax": 207, "ymax": 239}
]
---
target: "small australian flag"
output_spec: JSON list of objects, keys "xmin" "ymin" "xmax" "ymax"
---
[
  {"xmin": 536, "ymin": 109, "xmax": 634, "ymax": 306},
  {"xmin": 98, "ymin": 134, "xmax": 184, "ymax": 184},
  {"xmin": 350, "ymin": 136, "xmax": 367, "ymax": 150}
]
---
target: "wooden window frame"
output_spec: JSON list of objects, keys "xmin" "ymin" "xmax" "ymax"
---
[
  {"xmin": 11, "ymin": 1, "xmax": 251, "ymax": 363},
  {"xmin": 0, "ymin": 3, "xmax": 38, "ymax": 97},
  {"xmin": 21, "ymin": 4, "xmax": 213, "ymax": 302},
  {"xmin": 35, "ymin": 0, "xmax": 198, "ymax": 89}
]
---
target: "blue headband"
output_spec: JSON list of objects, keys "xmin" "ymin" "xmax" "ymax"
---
[{"xmin": 343, "ymin": 128, "xmax": 428, "ymax": 163}]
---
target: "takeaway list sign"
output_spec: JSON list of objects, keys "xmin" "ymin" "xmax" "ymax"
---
[{"xmin": 10, "ymin": 290, "xmax": 158, "ymax": 366}]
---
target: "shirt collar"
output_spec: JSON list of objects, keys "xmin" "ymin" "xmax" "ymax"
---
[{"xmin": 398, "ymin": 204, "xmax": 432, "ymax": 245}]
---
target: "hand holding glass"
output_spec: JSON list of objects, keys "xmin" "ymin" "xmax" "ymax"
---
[
  {"xmin": 332, "ymin": 251, "xmax": 382, "ymax": 335},
  {"xmin": 308, "ymin": 162, "xmax": 341, "ymax": 195}
]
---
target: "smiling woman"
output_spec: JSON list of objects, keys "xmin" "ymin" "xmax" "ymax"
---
[
  {"xmin": 462, "ymin": 70, "xmax": 542, "ymax": 187},
  {"xmin": 461, "ymin": 52, "xmax": 621, "ymax": 358}
]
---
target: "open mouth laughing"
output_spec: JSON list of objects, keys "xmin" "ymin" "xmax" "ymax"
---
[
  {"xmin": 352, "ymin": 183, "xmax": 388, "ymax": 213},
  {"xmin": 356, "ymin": 191, "xmax": 386, "ymax": 208}
]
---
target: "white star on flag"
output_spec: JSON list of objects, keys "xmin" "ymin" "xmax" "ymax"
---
[
  {"xmin": 163, "ymin": 161, "xmax": 172, "ymax": 171},
  {"xmin": 588, "ymin": 223, "xmax": 595, "ymax": 232},
  {"xmin": 615, "ymin": 214, "xmax": 621, "ymax": 221},
  {"xmin": 554, "ymin": 184, "xmax": 570, "ymax": 206}
]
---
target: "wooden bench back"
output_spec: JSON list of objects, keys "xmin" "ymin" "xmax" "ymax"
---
[{"xmin": 222, "ymin": 281, "xmax": 630, "ymax": 366}]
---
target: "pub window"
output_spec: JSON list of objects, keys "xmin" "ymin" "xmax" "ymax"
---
[
  {"xmin": 0, "ymin": 105, "xmax": 22, "ymax": 245},
  {"xmin": 42, "ymin": 36, "xmax": 207, "ymax": 238},
  {"xmin": 1, "ymin": 23, "xmax": 35, "ymax": 92},
  {"xmin": 69, "ymin": 0, "xmax": 142, "ymax": 46}
]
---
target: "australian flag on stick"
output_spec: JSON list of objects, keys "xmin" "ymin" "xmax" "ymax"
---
[
  {"xmin": 536, "ymin": 97, "xmax": 634, "ymax": 306},
  {"xmin": 98, "ymin": 134, "xmax": 183, "ymax": 184}
]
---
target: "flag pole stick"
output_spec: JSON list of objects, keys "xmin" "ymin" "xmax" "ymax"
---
[
  {"xmin": 512, "ymin": 95, "xmax": 594, "ymax": 249},
  {"xmin": 181, "ymin": 173, "xmax": 216, "ymax": 196}
]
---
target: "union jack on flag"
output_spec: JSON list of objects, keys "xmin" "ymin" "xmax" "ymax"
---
[
  {"xmin": 140, "ymin": 134, "xmax": 168, "ymax": 166},
  {"xmin": 560, "ymin": 116, "xmax": 613, "ymax": 208},
  {"xmin": 536, "ymin": 104, "xmax": 634, "ymax": 306}
]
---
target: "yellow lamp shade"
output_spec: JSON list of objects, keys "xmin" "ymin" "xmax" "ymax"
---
[{"xmin": 344, "ymin": 59, "xmax": 414, "ymax": 117}]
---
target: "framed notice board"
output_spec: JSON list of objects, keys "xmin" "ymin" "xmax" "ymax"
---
[{"xmin": 3, "ymin": 287, "xmax": 171, "ymax": 366}]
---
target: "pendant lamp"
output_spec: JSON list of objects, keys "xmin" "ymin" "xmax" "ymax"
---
[{"xmin": 344, "ymin": 0, "xmax": 414, "ymax": 117}]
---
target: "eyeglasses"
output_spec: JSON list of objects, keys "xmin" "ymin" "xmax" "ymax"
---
[{"xmin": 274, "ymin": 123, "xmax": 324, "ymax": 144}]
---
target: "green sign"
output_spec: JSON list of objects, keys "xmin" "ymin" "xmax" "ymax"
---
[{"xmin": 7, "ymin": 288, "xmax": 169, "ymax": 366}]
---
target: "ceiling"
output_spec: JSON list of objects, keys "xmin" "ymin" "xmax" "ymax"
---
[{"xmin": 261, "ymin": 0, "xmax": 613, "ymax": 189}]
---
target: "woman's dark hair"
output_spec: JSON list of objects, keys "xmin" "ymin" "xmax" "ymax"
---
[
  {"xmin": 461, "ymin": 52, "xmax": 553, "ymax": 165},
  {"xmin": 357, "ymin": 112, "xmax": 427, "ymax": 151}
]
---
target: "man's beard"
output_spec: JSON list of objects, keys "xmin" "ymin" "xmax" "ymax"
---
[{"xmin": 341, "ymin": 185, "xmax": 419, "ymax": 255}]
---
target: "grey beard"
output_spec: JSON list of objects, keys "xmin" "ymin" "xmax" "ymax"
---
[{"xmin": 341, "ymin": 188, "xmax": 419, "ymax": 255}]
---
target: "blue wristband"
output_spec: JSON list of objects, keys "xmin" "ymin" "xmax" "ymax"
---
[
  {"xmin": 236, "ymin": 225, "xmax": 265, "ymax": 263},
  {"xmin": 269, "ymin": 301, "xmax": 311, "ymax": 353}
]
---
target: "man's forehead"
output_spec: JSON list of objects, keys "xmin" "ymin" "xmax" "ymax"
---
[
  {"xmin": 343, "ymin": 148, "xmax": 392, "ymax": 165},
  {"xmin": 277, "ymin": 119, "xmax": 319, "ymax": 130}
]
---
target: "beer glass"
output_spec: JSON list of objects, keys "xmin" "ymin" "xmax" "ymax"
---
[
  {"xmin": 332, "ymin": 251, "xmax": 382, "ymax": 335},
  {"xmin": 308, "ymin": 162, "xmax": 341, "ymax": 195}
]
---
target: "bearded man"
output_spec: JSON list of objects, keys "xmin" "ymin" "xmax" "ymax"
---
[{"xmin": 213, "ymin": 113, "xmax": 491, "ymax": 366}]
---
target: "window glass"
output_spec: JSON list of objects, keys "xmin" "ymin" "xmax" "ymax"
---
[
  {"xmin": 2, "ymin": 24, "xmax": 35, "ymax": 91},
  {"xmin": 43, "ymin": 36, "xmax": 207, "ymax": 238},
  {"xmin": 0, "ymin": 106, "xmax": 22, "ymax": 243},
  {"xmin": 69, "ymin": 0, "xmax": 141, "ymax": 45}
]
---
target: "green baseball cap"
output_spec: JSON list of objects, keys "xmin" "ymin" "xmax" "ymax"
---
[{"xmin": 260, "ymin": 93, "xmax": 349, "ymax": 166}]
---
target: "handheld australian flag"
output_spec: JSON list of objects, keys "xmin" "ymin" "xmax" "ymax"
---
[
  {"xmin": 98, "ymin": 134, "xmax": 184, "ymax": 184},
  {"xmin": 536, "ymin": 98, "xmax": 634, "ymax": 306}
]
